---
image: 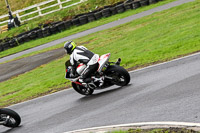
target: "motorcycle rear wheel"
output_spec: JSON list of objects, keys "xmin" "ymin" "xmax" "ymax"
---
[
  {"xmin": 0, "ymin": 108, "xmax": 21, "ymax": 128},
  {"xmin": 72, "ymin": 82, "xmax": 94, "ymax": 95},
  {"xmin": 105, "ymin": 65, "xmax": 130, "ymax": 86}
]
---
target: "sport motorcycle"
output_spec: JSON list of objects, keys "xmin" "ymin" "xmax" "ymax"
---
[
  {"xmin": 66, "ymin": 53, "xmax": 130, "ymax": 95},
  {"xmin": 0, "ymin": 108, "xmax": 21, "ymax": 128}
]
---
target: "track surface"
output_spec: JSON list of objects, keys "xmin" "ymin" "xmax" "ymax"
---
[
  {"xmin": 0, "ymin": 0, "xmax": 194, "ymax": 83},
  {"xmin": 0, "ymin": 48, "xmax": 64, "ymax": 82},
  {"xmin": 1, "ymin": 52, "xmax": 200, "ymax": 133},
  {"xmin": 0, "ymin": 0, "xmax": 198, "ymax": 133}
]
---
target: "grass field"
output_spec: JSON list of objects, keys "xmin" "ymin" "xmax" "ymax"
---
[
  {"xmin": 0, "ymin": 0, "xmax": 121, "ymax": 16},
  {"xmin": 0, "ymin": 0, "xmax": 46, "ymax": 16},
  {"xmin": 0, "ymin": 0, "xmax": 177, "ymax": 60},
  {"xmin": 0, "ymin": 0, "xmax": 122, "ymax": 34},
  {"xmin": 0, "ymin": 0, "xmax": 199, "ymax": 107}
]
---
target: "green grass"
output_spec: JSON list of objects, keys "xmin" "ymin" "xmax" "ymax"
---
[
  {"xmin": 0, "ymin": 0, "xmax": 199, "ymax": 107},
  {"xmin": 0, "ymin": 0, "xmax": 122, "ymax": 32},
  {"xmin": 0, "ymin": 0, "xmax": 177, "ymax": 60},
  {"xmin": 19, "ymin": 0, "xmax": 81, "ymax": 21},
  {"xmin": 110, "ymin": 128, "xmax": 200, "ymax": 133},
  {"xmin": 0, "ymin": 0, "xmax": 46, "ymax": 16}
]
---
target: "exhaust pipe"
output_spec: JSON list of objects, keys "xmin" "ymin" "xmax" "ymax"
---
[{"xmin": 115, "ymin": 58, "xmax": 121, "ymax": 65}]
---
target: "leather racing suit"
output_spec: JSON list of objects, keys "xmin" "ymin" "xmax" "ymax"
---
[{"xmin": 68, "ymin": 46, "xmax": 99, "ymax": 83}]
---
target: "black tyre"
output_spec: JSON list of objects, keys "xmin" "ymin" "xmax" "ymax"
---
[
  {"xmin": 16, "ymin": 36, "xmax": 24, "ymax": 44},
  {"xmin": 57, "ymin": 22, "xmax": 66, "ymax": 32},
  {"xmin": 21, "ymin": 34, "xmax": 30, "ymax": 42},
  {"xmin": 87, "ymin": 13, "xmax": 96, "ymax": 22},
  {"xmin": 0, "ymin": 108, "xmax": 21, "ymax": 128},
  {"xmin": 64, "ymin": 20, "xmax": 72, "ymax": 29},
  {"xmin": 0, "ymin": 43, "xmax": 4, "ymax": 52},
  {"xmin": 124, "ymin": 0, "xmax": 134, "ymax": 3},
  {"xmin": 124, "ymin": 2, "xmax": 133, "ymax": 10},
  {"xmin": 102, "ymin": 8, "xmax": 111, "ymax": 17},
  {"xmin": 149, "ymin": 0, "xmax": 158, "ymax": 4},
  {"xmin": 105, "ymin": 65, "xmax": 130, "ymax": 86},
  {"xmin": 42, "ymin": 27, "xmax": 51, "ymax": 37},
  {"xmin": 72, "ymin": 82, "xmax": 94, "ymax": 95},
  {"xmin": 94, "ymin": 11, "xmax": 103, "ymax": 20},
  {"xmin": 9, "ymin": 39, "xmax": 18, "ymax": 47},
  {"xmin": 116, "ymin": 3, "xmax": 126, "ymax": 13},
  {"xmin": 72, "ymin": 18, "xmax": 81, "ymax": 26},
  {"xmin": 132, "ymin": 1, "xmax": 141, "ymax": 9},
  {"xmin": 2, "ymin": 42, "xmax": 10, "ymax": 50},
  {"xmin": 140, "ymin": 0, "xmax": 149, "ymax": 6},
  {"xmin": 78, "ymin": 15, "xmax": 88, "ymax": 25},
  {"xmin": 28, "ymin": 31, "xmax": 37, "ymax": 40},
  {"xmin": 36, "ymin": 29, "xmax": 43, "ymax": 38},
  {"xmin": 110, "ymin": 7, "xmax": 117, "ymax": 15},
  {"xmin": 49, "ymin": 25, "xmax": 59, "ymax": 34}
]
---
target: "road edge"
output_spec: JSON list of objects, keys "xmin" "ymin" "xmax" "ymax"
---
[
  {"xmin": 9, "ymin": 51, "xmax": 200, "ymax": 108},
  {"xmin": 66, "ymin": 122, "xmax": 200, "ymax": 133}
]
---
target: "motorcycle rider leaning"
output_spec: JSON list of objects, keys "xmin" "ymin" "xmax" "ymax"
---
[{"xmin": 64, "ymin": 41, "xmax": 99, "ymax": 83}]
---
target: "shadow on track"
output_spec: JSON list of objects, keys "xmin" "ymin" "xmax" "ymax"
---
[
  {"xmin": 78, "ymin": 84, "xmax": 132, "ymax": 102},
  {"xmin": 0, "ymin": 125, "xmax": 22, "ymax": 133}
]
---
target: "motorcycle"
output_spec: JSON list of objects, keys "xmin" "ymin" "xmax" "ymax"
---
[
  {"xmin": 66, "ymin": 53, "xmax": 130, "ymax": 95},
  {"xmin": 0, "ymin": 108, "xmax": 21, "ymax": 128}
]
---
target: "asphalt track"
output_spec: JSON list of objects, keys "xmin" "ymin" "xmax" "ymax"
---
[
  {"xmin": 0, "ymin": 0, "xmax": 194, "ymax": 83},
  {"xmin": 0, "ymin": 48, "xmax": 65, "ymax": 82},
  {"xmin": 1, "ymin": 51, "xmax": 200, "ymax": 133},
  {"xmin": 0, "ymin": 0, "xmax": 198, "ymax": 133}
]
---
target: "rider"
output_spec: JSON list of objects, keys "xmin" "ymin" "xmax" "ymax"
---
[{"xmin": 64, "ymin": 41, "xmax": 99, "ymax": 83}]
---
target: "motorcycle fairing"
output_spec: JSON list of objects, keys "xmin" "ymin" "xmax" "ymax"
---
[{"xmin": 97, "ymin": 53, "xmax": 110, "ymax": 73}]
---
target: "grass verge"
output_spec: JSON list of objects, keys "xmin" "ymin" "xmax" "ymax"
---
[
  {"xmin": 0, "ymin": 0, "xmax": 177, "ymax": 60},
  {"xmin": 0, "ymin": 0, "xmax": 199, "ymax": 107},
  {"xmin": 110, "ymin": 128, "xmax": 200, "ymax": 133}
]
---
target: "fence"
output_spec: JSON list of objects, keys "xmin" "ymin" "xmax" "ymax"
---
[
  {"xmin": 0, "ymin": 0, "xmax": 87, "ymax": 25},
  {"xmin": 0, "ymin": 25, "xmax": 8, "ymax": 34},
  {"xmin": 0, "ymin": 0, "xmax": 162, "ymax": 52}
]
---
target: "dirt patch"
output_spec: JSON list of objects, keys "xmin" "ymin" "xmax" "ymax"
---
[{"xmin": 0, "ymin": 48, "xmax": 65, "ymax": 83}]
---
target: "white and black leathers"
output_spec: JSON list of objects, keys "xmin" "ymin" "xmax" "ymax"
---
[{"xmin": 70, "ymin": 46, "xmax": 99, "ymax": 81}]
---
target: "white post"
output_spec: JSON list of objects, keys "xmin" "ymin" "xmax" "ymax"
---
[
  {"xmin": 37, "ymin": 6, "xmax": 42, "ymax": 16},
  {"xmin": 57, "ymin": 0, "xmax": 63, "ymax": 9}
]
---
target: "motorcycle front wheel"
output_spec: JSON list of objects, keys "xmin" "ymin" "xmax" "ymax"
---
[
  {"xmin": 105, "ymin": 65, "xmax": 130, "ymax": 86},
  {"xmin": 72, "ymin": 82, "xmax": 94, "ymax": 95},
  {"xmin": 0, "ymin": 108, "xmax": 21, "ymax": 128}
]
